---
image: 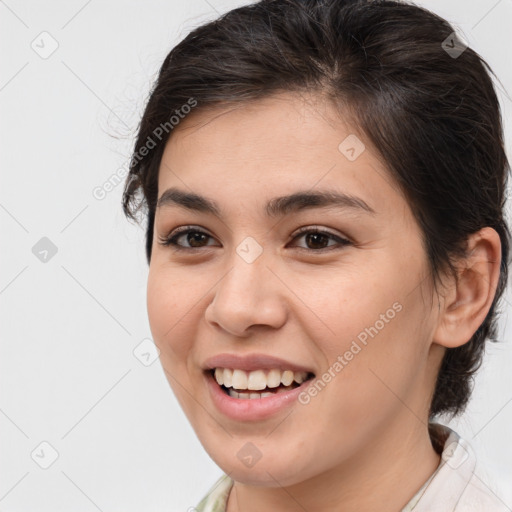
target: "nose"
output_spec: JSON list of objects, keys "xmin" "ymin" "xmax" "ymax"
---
[{"xmin": 204, "ymin": 249, "xmax": 288, "ymax": 337}]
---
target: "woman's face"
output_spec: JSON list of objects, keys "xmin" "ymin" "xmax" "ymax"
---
[{"xmin": 147, "ymin": 93, "xmax": 444, "ymax": 486}]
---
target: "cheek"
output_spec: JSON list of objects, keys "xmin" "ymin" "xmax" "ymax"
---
[
  {"xmin": 322, "ymin": 294, "xmax": 428, "ymax": 428},
  {"xmin": 290, "ymin": 265, "xmax": 398, "ymax": 350},
  {"xmin": 147, "ymin": 272, "xmax": 171, "ymax": 341},
  {"xmin": 146, "ymin": 268, "xmax": 203, "ymax": 416},
  {"xmin": 302, "ymin": 262, "xmax": 427, "ymax": 403},
  {"xmin": 146, "ymin": 268, "xmax": 194, "ymax": 359}
]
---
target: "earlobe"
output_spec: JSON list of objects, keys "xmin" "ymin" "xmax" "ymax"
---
[{"xmin": 432, "ymin": 227, "xmax": 501, "ymax": 349}]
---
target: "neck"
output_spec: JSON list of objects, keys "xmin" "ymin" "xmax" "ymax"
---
[{"xmin": 226, "ymin": 418, "xmax": 441, "ymax": 512}]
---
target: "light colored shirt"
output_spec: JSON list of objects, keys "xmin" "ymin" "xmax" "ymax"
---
[{"xmin": 194, "ymin": 423, "xmax": 509, "ymax": 511}]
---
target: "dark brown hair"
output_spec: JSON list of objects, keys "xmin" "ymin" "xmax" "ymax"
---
[{"xmin": 122, "ymin": 0, "xmax": 511, "ymax": 419}]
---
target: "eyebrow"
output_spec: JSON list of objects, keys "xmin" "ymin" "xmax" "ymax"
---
[{"xmin": 156, "ymin": 186, "xmax": 376, "ymax": 218}]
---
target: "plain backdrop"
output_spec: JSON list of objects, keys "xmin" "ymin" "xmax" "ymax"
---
[{"xmin": 1, "ymin": 0, "xmax": 511, "ymax": 510}]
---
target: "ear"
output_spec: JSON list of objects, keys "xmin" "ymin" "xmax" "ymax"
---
[{"xmin": 433, "ymin": 227, "xmax": 502, "ymax": 349}]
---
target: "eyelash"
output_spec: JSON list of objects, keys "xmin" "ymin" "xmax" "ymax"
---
[{"xmin": 157, "ymin": 225, "xmax": 351, "ymax": 253}]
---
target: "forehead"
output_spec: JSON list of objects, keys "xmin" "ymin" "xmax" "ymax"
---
[
  {"xmin": 157, "ymin": 93, "xmax": 404, "ymax": 219},
  {"xmin": 163, "ymin": 93, "xmax": 356, "ymax": 160}
]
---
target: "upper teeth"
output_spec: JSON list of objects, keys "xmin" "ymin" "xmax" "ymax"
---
[{"xmin": 214, "ymin": 368, "xmax": 309, "ymax": 390}]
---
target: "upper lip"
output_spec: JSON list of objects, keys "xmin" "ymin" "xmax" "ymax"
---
[{"xmin": 202, "ymin": 353, "xmax": 315, "ymax": 374}]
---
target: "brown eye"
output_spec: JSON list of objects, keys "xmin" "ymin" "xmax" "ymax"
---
[
  {"xmin": 289, "ymin": 228, "xmax": 351, "ymax": 252},
  {"xmin": 158, "ymin": 227, "xmax": 218, "ymax": 251},
  {"xmin": 303, "ymin": 232, "xmax": 330, "ymax": 249},
  {"xmin": 157, "ymin": 225, "xmax": 351, "ymax": 253},
  {"xmin": 184, "ymin": 231, "xmax": 209, "ymax": 247}
]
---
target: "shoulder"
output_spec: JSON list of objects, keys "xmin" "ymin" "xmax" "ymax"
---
[
  {"xmin": 412, "ymin": 423, "xmax": 510, "ymax": 512},
  {"xmin": 454, "ymin": 469, "xmax": 510, "ymax": 512}
]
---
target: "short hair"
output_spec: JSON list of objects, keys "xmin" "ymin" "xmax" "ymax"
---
[{"xmin": 122, "ymin": 0, "xmax": 511, "ymax": 419}]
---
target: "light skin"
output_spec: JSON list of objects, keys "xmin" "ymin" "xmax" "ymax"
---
[{"xmin": 146, "ymin": 92, "xmax": 501, "ymax": 512}]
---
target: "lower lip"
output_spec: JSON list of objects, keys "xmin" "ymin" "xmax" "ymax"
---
[{"xmin": 204, "ymin": 370, "xmax": 314, "ymax": 421}]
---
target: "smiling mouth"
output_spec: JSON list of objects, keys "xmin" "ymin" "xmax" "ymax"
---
[{"xmin": 209, "ymin": 368, "xmax": 315, "ymax": 399}]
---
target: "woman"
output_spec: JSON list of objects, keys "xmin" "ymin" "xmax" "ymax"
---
[{"xmin": 122, "ymin": 0, "xmax": 511, "ymax": 510}]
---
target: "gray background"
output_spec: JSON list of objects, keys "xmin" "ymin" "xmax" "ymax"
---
[{"xmin": 1, "ymin": 0, "xmax": 511, "ymax": 510}]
